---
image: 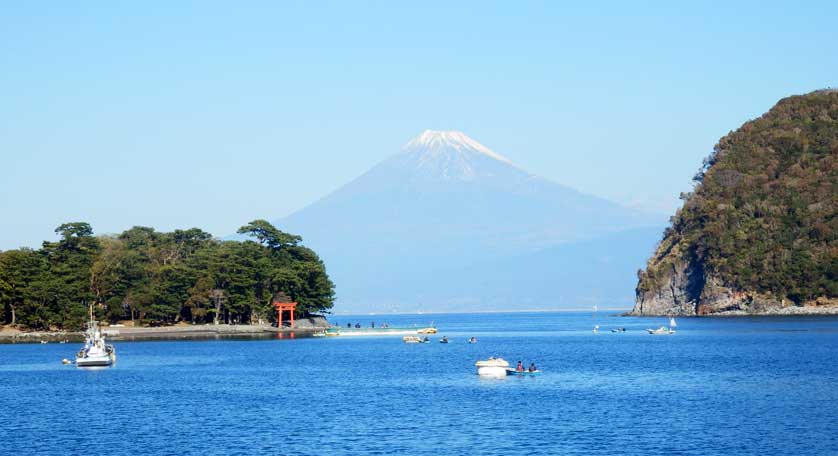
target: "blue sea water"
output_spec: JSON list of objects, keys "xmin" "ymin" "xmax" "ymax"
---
[{"xmin": 2, "ymin": 311, "xmax": 838, "ymax": 456}]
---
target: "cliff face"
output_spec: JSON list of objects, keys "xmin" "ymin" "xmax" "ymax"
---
[{"xmin": 631, "ymin": 90, "xmax": 838, "ymax": 316}]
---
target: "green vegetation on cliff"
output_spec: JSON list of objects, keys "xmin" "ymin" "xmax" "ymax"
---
[
  {"xmin": 637, "ymin": 90, "xmax": 837, "ymax": 308},
  {"xmin": 0, "ymin": 220, "xmax": 334, "ymax": 330}
]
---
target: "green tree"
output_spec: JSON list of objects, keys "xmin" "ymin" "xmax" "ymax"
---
[{"xmin": 237, "ymin": 219, "xmax": 302, "ymax": 249}]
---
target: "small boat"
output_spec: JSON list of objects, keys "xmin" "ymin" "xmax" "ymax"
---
[
  {"xmin": 592, "ymin": 325, "xmax": 600, "ymax": 333},
  {"xmin": 611, "ymin": 327, "xmax": 626, "ymax": 333},
  {"xmin": 475, "ymin": 357, "xmax": 509, "ymax": 377},
  {"xmin": 61, "ymin": 358, "xmax": 72, "ymax": 365},
  {"xmin": 75, "ymin": 320, "xmax": 116, "ymax": 367},
  {"xmin": 506, "ymin": 369, "xmax": 542, "ymax": 376},
  {"xmin": 646, "ymin": 326, "xmax": 674, "ymax": 335},
  {"xmin": 40, "ymin": 340, "xmax": 48, "ymax": 344},
  {"xmin": 468, "ymin": 337, "xmax": 477, "ymax": 344},
  {"xmin": 439, "ymin": 336, "xmax": 449, "ymax": 344},
  {"xmin": 417, "ymin": 327, "xmax": 438, "ymax": 334},
  {"xmin": 403, "ymin": 336, "xmax": 423, "ymax": 344}
]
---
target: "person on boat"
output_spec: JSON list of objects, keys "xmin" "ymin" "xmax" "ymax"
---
[
  {"xmin": 516, "ymin": 361, "xmax": 524, "ymax": 372},
  {"xmin": 355, "ymin": 323, "xmax": 361, "ymax": 328},
  {"xmin": 347, "ymin": 323, "xmax": 352, "ymax": 328},
  {"xmin": 371, "ymin": 321, "xmax": 375, "ymax": 328},
  {"xmin": 528, "ymin": 363, "xmax": 537, "ymax": 372}
]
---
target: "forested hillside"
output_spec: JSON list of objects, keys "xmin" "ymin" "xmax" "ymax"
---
[
  {"xmin": 0, "ymin": 220, "xmax": 334, "ymax": 329},
  {"xmin": 633, "ymin": 90, "xmax": 837, "ymax": 315}
]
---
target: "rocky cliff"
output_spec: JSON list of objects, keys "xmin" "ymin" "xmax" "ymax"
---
[{"xmin": 631, "ymin": 90, "xmax": 838, "ymax": 316}]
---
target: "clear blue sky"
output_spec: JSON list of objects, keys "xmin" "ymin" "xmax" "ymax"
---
[{"xmin": 1, "ymin": 1, "xmax": 836, "ymax": 250}]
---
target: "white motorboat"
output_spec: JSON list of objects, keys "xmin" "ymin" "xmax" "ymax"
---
[
  {"xmin": 646, "ymin": 326, "xmax": 674, "ymax": 335},
  {"xmin": 475, "ymin": 357, "xmax": 509, "ymax": 377},
  {"xmin": 75, "ymin": 320, "xmax": 116, "ymax": 367}
]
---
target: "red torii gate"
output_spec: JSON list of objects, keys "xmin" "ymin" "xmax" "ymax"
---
[{"xmin": 273, "ymin": 295, "xmax": 297, "ymax": 328}]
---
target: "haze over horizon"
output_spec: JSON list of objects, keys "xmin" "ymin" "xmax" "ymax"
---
[
  {"xmin": 273, "ymin": 129, "xmax": 664, "ymax": 313},
  {"xmin": 2, "ymin": 2, "xmax": 837, "ymax": 250}
]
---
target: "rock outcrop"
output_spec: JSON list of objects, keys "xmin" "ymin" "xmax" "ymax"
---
[{"xmin": 631, "ymin": 90, "xmax": 837, "ymax": 316}]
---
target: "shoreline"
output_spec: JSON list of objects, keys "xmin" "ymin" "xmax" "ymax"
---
[
  {"xmin": 623, "ymin": 305, "xmax": 838, "ymax": 317},
  {"xmin": 0, "ymin": 323, "xmax": 329, "ymax": 343}
]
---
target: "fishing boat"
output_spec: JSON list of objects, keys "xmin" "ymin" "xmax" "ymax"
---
[
  {"xmin": 75, "ymin": 320, "xmax": 116, "ymax": 367},
  {"xmin": 475, "ymin": 357, "xmax": 509, "ymax": 377}
]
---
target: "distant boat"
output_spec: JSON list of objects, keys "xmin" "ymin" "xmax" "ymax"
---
[
  {"xmin": 670, "ymin": 317, "xmax": 677, "ymax": 328},
  {"xmin": 468, "ymin": 337, "xmax": 477, "ymax": 344},
  {"xmin": 592, "ymin": 305, "xmax": 598, "ymax": 333},
  {"xmin": 439, "ymin": 336, "xmax": 449, "ymax": 344},
  {"xmin": 647, "ymin": 324, "xmax": 675, "ymax": 335},
  {"xmin": 75, "ymin": 320, "xmax": 116, "ymax": 367},
  {"xmin": 403, "ymin": 335, "xmax": 430, "ymax": 344}
]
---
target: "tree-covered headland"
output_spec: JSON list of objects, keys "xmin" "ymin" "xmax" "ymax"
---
[
  {"xmin": 634, "ymin": 90, "xmax": 837, "ymax": 315},
  {"xmin": 0, "ymin": 220, "xmax": 334, "ymax": 330}
]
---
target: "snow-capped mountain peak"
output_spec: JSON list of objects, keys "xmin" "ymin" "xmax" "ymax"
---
[{"xmin": 403, "ymin": 130, "xmax": 513, "ymax": 165}]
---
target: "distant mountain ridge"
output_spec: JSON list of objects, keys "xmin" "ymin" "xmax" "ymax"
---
[{"xmin": 274, "ymin": 130, "xmax": 663, "ymax": 312}]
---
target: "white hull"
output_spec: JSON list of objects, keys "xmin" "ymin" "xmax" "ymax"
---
[
  {"xmin": 476, "ymin": 366, "xmax": 508, "ymax": 377},
  {"xmin": 475, "ymin": 357, "xmax": 510, "ymax": 377},
  {"xmin": 76, "ymin": 354, "xmax": 115, "ymax": 367},
  {"xmin": 75, "ymin": 320, "xmax": 116, "ymax": 368}
]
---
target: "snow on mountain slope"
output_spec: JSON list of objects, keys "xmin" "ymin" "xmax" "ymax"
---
[{"xmin": 272, "ymin": 130, "xmax": 663, "ymax": 312}]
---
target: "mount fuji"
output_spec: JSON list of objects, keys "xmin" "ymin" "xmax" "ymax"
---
[{"xmin": 274, "ymin": 130, "xmax": 664, "ymax": 313}]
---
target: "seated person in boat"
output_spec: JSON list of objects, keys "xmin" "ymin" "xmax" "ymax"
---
[
  {"xmin": 528, "ymin": 363, "xmax": 537, "ymax": 372},
  {"xmin": 516, "ymin": 361, "xmax": 524, "ymax": 372}
]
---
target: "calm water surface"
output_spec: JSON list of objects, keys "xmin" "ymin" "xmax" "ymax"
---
[{"xmin": 2, "ymin": 312, "xmax": 837, "ymax": 455}]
